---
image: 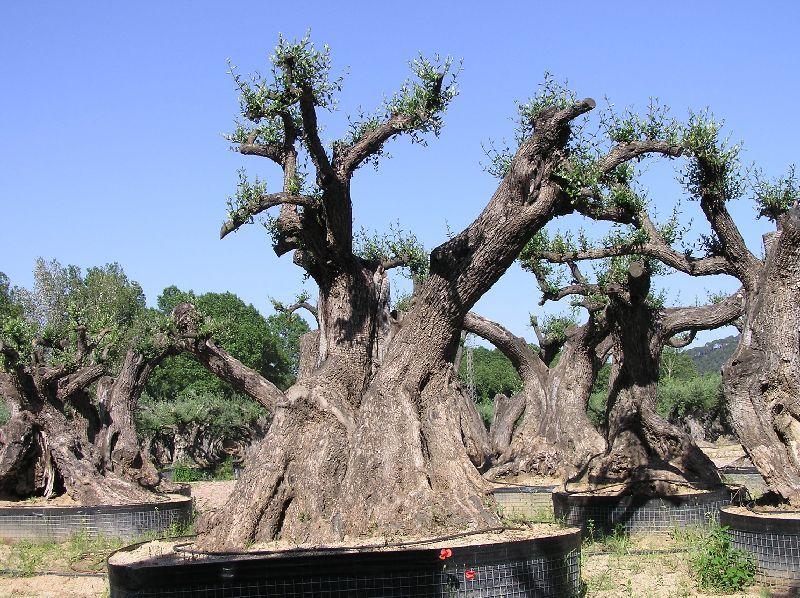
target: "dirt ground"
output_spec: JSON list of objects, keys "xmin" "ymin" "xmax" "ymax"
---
[
  {"xmin": 184, "ymin": 480, "xmax": 235, "ymax": 515},
  {"xmin": 699, "ymin": 438, "xmax": 747, "ymax": 468},
  {"xmin": 582, "ymin": 533, "xmax": 767, "ymax": 597}
]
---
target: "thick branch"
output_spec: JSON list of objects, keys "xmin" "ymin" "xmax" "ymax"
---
[
  {"xmin": 186, "ymin": 338, "xmax": 284, "ymax": 411},
  {"xmin": 172, "ymin": 303, "xmax": 285, "ymax": 410},
  {"xmin": 596, "ymin": 140, "xmax": 682, "ymax": 174},
  {"xmin": 462, "ymin": 312, "xmax": 541, "ymax": 378},
  {"xmin": 220, "ymin": 192, "xmax": 316, "ymax": 239},
  {"xmin": 667, "ymin": 330, "xmax": 698, "ymax": 349},
  {"xmin": 56, "ymin": 364, "xmax": 106, "ymax": 401},
  {"xmin": 537, "ymin": 243, "xmax": 730, "ymax": 277},
  {"xmin": 238, "ymin": 142, "xmax": 285, "ymax": 163},
  {"xmin": 701, "ymin": 197, "xmax": 762, "ymax": 285},
  {"xmin": 298, "ymin": 86, "xmax": 334, "ymax": 182},
  {"xmin": 662, "ymin": 288, "xmax": 745, "ymax": 338},
  {"xmin": 336, "ymin": 114, "xmax": 414, "ymax": 175}
]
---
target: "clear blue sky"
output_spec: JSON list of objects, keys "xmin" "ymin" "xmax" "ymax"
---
[{"xmin": 2, "ymin": 1, "xmax": 798, "ymax": 346}]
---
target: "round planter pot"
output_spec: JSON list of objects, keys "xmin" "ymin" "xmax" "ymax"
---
[
  {"xmin": 0, "ymin": 495, "xmax": 193, "ymax": 541},
  {"xmin": 720, "ymin": 505, "xmax": 800, "ymax": 590},
  {"xmin": 108, "ymin": 528, "xmax": 582, "ymax": 597},
  {"xmin": 552, "ymin": 486, "xmax": 735, "ymax": 535},
  {"xmin": 491, "ymin": 485, "xmax": 556, "ymax": 520}
]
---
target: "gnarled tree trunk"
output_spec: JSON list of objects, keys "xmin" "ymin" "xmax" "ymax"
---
[
  {"xmin": 0, "ymin": 339, "xmax": 174, "ymax": 504},
  {"xmin": 587, "ymin": 263, "xmax": 743, "ymax": 492},
  {"xmin": 96, "ymin": 350, "xmax": 163, "ymax": 490},
  {"xmin": 723, "ymin": 207, "xmax": 800, "ymax": 504},
  {"xmin": 462, "ymin": 312, "xmax": 608, "ymax": 481}
]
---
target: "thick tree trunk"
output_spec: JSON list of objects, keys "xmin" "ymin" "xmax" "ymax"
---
[
  {"xmin": 194, "ymin": 98, "xmax": 598, "ymax": 550},
  {"xmin": 0, "ymin": 352, "xmax": 166, "ymax": 504},
  {"xmin": 588, "ymin": 265, "xmax": 723, "ymax": 491},
  {"xmin": 96, "ymin": 350, "xmax": 161, "ymax": 490},
  {"xmin": 463, "ymin": 312, "xmax": 608, "ymax": 481},
  {"xmin": 39, "ymin": 400, "xmax": 154, "ymax": 504},
  {"xmin": 723, "ymin": 207, "xmax": 800, "ymax": 505}
]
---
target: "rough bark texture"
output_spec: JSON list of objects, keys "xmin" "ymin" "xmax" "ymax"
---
[
  {"xmin": 0, "ymin": 338, "xmax": 173, "ymax": 504},
  {"xmin": 96, "ymin": 350, "xmax": 161, "ymax": 489},
  {"xmin": 462, "ymin": 312, "xmax": 608, "ymax": 481},
  {"xmin": 587, "ymin": 263, "xmax": 743, "ymax": 492},
  {"xmin": 723, "ymin": 207, "xmax": 800, "ymax": 505}
]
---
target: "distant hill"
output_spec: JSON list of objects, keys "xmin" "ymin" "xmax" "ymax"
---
[{"xmin": 685, "ymin": 335, "xmax": 739, "ymax": 374}]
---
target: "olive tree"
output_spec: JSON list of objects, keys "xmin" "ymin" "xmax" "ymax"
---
[
  {"xmin": 527, "ymin": 104, "xmax": 798, "ymax": 493},
  {"xmin": 0, "ymin": 261, "xmax": 178, "ymax": 503},
  {"xmin": 167, "ymin": 35, "xmax": 706, "ymax": 550}
]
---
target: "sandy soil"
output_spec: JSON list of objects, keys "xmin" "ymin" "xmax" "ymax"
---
[
  {"xmin": 563, "ymin": 484, "xmax": 716, "ymax": 497},
  {"xmin": 0, "ymin": 495, "xmax": 78, "ymax": 508},
  {"xmin": 186, "ymin": 480, "xmax": 235, "ymax": 515},
  {"xmin": 582, "ymin": 533, "xmax": 764, "ymax": 597},
  {"xmin": 0, "ymin": 574, "xmax": 107, "ymax": 597},
  {"xmin": 489, "ymin": 473, "xmax": 562, "ymax": 488},
  {"xmin": 0, "ymin": 491, "xmax": 181, "ymax": 509},
  {"xmin": 700, "ymin": 439, "xmax": 747, "ymax": 468},
  {"xmin": 725, "ymin": 504, "xmax": 800, "ymax": 517}
]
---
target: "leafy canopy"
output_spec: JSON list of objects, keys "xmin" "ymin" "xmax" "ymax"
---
[{"xmin": 1, "ymin": 260, "xmax": 155, "ymax": 370}]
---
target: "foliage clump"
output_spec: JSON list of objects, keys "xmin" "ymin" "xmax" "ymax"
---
[{"xmin": 689, "ymin": 525, "xmax": 756, "ymax": 593}]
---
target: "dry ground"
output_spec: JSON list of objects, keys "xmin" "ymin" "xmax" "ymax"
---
[{"xmin": 581, "ymin": 532, "xmax": 769, "ymax": 597}]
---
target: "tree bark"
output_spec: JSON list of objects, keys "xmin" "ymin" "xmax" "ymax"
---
[
  {"xmin": 723, "ymin": 206, "xmax": 800, "ymax": 504},
  {"xmin": 0, "ymin": 340, "xmax": 174, "ymax": 504},
  {"xmin": 463, "ymin": 312, "xmax": 608, "ymax": 481},
  {"xmin": 587, "ymin": 264, "xmax": 742, "ymax": 492},
  {"xmin": 96, "ymin": 350, "xmax": 162, "ymax": 490}
]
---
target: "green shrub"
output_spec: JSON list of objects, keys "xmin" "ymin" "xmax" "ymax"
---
[
  {"xmin": 656, "ymin": 373, "xmax": 722, "ymax": 420},
  {"xmin": 171, "ymin": 457, "xmax": 236, "ymax": 482},
  {"xmin": 690, "ymin": 525, "xmax": 755, "ymax": 592},
  {"xmin": 137, "ymin": 390, "xmax": 266, "ymax": 440},
  {"xmin": 587, "ymin": 391, "xmax": 607, "ymax": 428},
  {"xmin": 212, "ymin": 457, "xmax": 235, "ymax": 481},
  {"xmin": 476, "ymin": 399, "xmax": 494, "ymax": 426},
  {"xmin": 172, "ymin": 461, "xmax": 209, "ymax": 482}
]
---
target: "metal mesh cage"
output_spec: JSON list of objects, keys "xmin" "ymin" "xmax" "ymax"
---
[
  {"xmin": 0, "ymin": 497, "xmax": 193, "ymax": 541},
  {"xmin": 553, "ymin": 487, "xmax": 734, "ymax": 535},
  {"xmin": 721, "ymin": 507, "xmax": 800, "ymax": 590},
  {"xmin": 491, "ymin": 487, "xmax": 556, "ymax": 520}
]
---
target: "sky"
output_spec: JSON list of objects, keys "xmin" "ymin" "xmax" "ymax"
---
[{"xmin": 1, "ymin": 1, "xmax": 798, "ymax": 348}]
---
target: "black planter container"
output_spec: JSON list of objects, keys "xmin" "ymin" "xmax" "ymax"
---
[
  {"xmin": 552, "ymin": 486, "xmax": 735, "ymax": 535},
  {"xmin": 491, "ymin": 485, "xmax": 556, "ymax": 519},
  {"xmin": 108, "ymin": 529, "xmax": 582, "ymax": 597},
  {"xmin": 0, "ymin": 495, "xmax": 193, "ymax": 541},
  {"xmin": 720, "ymin": 505, "xmax": 800, "ymax": 591}
]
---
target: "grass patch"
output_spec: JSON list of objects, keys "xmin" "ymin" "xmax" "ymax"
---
[
  {"xmin": 1, "ymin": 532, "xmax": 123, "ymax": 576},
  {"xmin": 500, "ymin": 507, "xmax": 561, "ymax": 526},
  {"xmin": 579, "ymin": 528, "xmax": 764, "ymax": 596},
  {"xmin": 582, "ymin": 521, "xmax": 631, "ymax": 555}
]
